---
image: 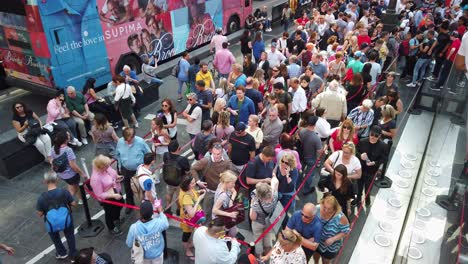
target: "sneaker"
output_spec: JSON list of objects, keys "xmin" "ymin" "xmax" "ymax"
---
[
  {"xmin": 55, "ymin": 253, "xmax": 68, "ymax": 259},
  {"xmin": 134, "ymin": 122, "xmax": 139, "ymax": 128},
  {"xmin": 426, "ymin": 76, "xmax": 437, "ymax": 81},
  {"xmin": 457, "ymin": 81, "xmax": 466, "ymax": 88},
  {"xmin": 112, "ymin": 123, "xmax": 119, "ymax": 129},
  {"xmin": 177, "ymin": 97, "xmax": 183, "ymax": 102},
  {"xmin": 85, "ymin": 194, "xmax": 90, "ymax": 200},
  {"xmin": 69, "ymin": 138, "xmax": 83, "ymax": 147},
  {"xmin": 429, "ymin": 86, "xmax": 441, "ymax": 91},
  {"xmin": 81, "ymin": 138, "xmax": 88, "ymax": 145},
  {"xmin": 406, "ymin": 83, "xmax": 417, "ymax": 87},
  {"xmin": 110, "ymin": 227, "xmax": 123, "ymax": 235},
  {"xmin": 78, "ymin": 199, "xmax": 83, "ymax": 205}
]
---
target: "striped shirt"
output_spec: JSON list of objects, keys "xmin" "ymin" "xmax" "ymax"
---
[
  {"xmin": 317, "ymin": 205, "xmax": 350, "ymax": 253},
  {"xmin": 347, "ymin": 107, "xmax": 374, "ymax": 138}
]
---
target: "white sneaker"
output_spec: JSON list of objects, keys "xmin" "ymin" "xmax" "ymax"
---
[
  {"xmin": 70, "ymin": 138, "xmax": 83, "ymax": 147},
  {"xmin": 406, "ymin": 83, "xmax": 416, "ymax": 87},
  {"xmin": 78, "ymin": 199, "xmax": 83, "ymax": 205},
  {"xmin": 81, "ymin": 138, "xmax": 88, "ymax": 145},
  {"xmin": 134, "ymin": 122, "xmax": 139, "ymax": 128}
]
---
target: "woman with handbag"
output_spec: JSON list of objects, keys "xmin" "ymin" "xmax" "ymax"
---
[
  {"xmin": 212, "ymin": 171, "xmax": 240, "ymax": 237},
  {"xmin": 261, "ymin": 229, "xmax": 307, "ymax": 264},
  {"xmin": 249, "ymin": 174, "xmax": 279, "ymax": 257},
  {"xmin": 323, "ymin": 142, "xmax": 362, "ymax": 181},
  {"xmin": 317, "ymin": 164, "xmax": 354, "ymax": 217},
  {"xmin": 113, "ymin": 75, "xmax": 138, "ymax": 129},
  {"xmin": 90, "ymin": 113, "xmax": 119, "ymax": 158},
  {"xmin": 12, "ymin": 101, "xmax": 52, "ymax": 162},
  {"xmin": 82, "ymin": 78, "xmax": 121, "ymax": 129},
  {"xmin": 89, "ymin": 155, "xmax": 124, "ymax": 235},
  {"xmin": 178, "ymin": 176, "xmax": 206, "ymax": 260},
  {"xmin": 313, "ymin": 195, "xmax": 350, "ymax": 264}
]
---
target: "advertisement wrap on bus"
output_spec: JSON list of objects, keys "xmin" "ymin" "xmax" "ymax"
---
[{"xmin": 0, "ymin": 0, "xmax": 251, "ymax": 94}]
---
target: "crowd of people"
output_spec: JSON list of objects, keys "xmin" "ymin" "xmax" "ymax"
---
[{"xmin": 5, "ymin": 0, "xmax": 468, "ymax": 263}]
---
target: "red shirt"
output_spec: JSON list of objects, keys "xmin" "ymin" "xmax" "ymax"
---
[
  {"xmin": 357, "ymin": 35, "xmax": 371, "ymax": 48},
  {"xmin": 330, "ymin": 129, "xmax": 359, "ymax": 151},
  {"xmin": 297, "ymin": 17, "xmax": 309, "ymax": 27},
  {"xmin": 458, "ymin": 25, "xmax": 466, "ymax": 37},
  {"xmin": 446, "ymin": 39, "xmax": 461, "ymax": 62}
]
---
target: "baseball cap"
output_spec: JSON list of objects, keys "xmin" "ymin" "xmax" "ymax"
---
[
  {"xmin": 271, "ymin": 42, "xmax": 277, "ymax": 48},
  {"xmin": 235, "ymin": 122, "xmax": 247, "ymax": 132},
  {"xmin": 140, "ymin": 200, "xmax": 154, "ymax": 220},
  {"xmin": 354, "ymin": 51, "xmax": 363, "ymax": 57},
  {"xmin": 360, "ymin": 42, "xmax": 369, "ymax": 50}
]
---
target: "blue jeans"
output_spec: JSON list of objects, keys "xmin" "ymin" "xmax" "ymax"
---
[
  {"xmin": 150, "ymin": 78, "xmax": 164, "ymax": 86},
  {"xmin": 48, "ymin": 223, "xmax": 76, "ymax": 257},
  {"xmin": 177, "ymin": 79, "xmax": 187, "ymax": 97},
  {"xmin": 301, "ymin": 158, "xmax": 317, "ymax": 193},
  {"xmin": 56, "ymin": 118, "xmax": 78, "ymax": 139},
  {"xmin": 218, "ymin": 73, "xmax": 229, "ymax": 80},
  {"xmin": 412, "ymin": 58, "xmax": 431, "ymax": 84},
  {"xmin": 283, "ymin": 19, "xmax": 290, "ymax": 32},
  {"xmin": 263, "ymin": 19, "xmax": 271, "ymax": 29}
]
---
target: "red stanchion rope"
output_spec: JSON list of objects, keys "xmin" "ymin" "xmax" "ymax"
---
[{"xmin": 246, "ymin": 153, "xmax": 323, "ymax": 254}]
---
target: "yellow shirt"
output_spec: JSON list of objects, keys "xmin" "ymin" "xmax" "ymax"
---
[
  {"xmin": 179, "ymin": 189, "xmax": 201, "ymax": 232},
  {"xmin": 195, "ymin": 71, "xmax": 213, "ymax": 88}
]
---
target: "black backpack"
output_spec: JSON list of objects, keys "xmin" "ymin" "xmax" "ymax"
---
[
  {"xmin": 162, "ymin": 154, "xmax": 183, "ymax": 186},
  {"xmin": 52, "ymin": 152, "xmax": 69, "ymax": 173}
]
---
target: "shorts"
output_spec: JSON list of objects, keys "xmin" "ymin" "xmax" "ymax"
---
[
  {"xmin": 63, "ymin": 173, "xmax": 80, "ymax": 185},
  {"xmin": 166, "ymin": 185, "xmax": 179, "ymax": 198},
  {"xmin": 318, "ymin": 248, "xmax": 338, "ymax": 260}
]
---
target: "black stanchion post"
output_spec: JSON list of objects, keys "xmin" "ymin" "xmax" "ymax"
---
[
  {"xmin": 249, "ymin": 242, "xmax": 255, "ymax": 256},
  {"xmin": 77, "ymin": 183, "xmax": 105, "ymax": 237}
]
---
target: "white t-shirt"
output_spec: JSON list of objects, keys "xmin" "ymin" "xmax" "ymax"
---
[
  {"xmin": 184, "ymin": 104, "xmax": 202, "ymax": 135},
  {"xmin": 458, "ymin": 32, "xmax": 468, "ymax": 78},
  {"xmin": 163, "ymin": 112, "xmax": 177, "ymax": 138},
  {"xmin": 328, "ymin": 150, "xmax": 361, "ymax": 175},
  {"xmin": 136, "ymin": 165, "xmax": 157, "ymax": 202},
  {"xmin": 267, "ymin": 49, "xmax": 286, "ymax": 68},
  {"xmin": 368, "ymin": 62, "xmax": 382, "ymax": 85}
]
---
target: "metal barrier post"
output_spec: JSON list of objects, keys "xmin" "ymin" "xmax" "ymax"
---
[{"xmin": 77, "ymin": 183, "xmax": 105, "ymax": 237}]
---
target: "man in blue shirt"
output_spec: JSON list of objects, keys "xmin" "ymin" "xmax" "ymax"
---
[
  {"xmin": 177, "ymin": 51, "xmax": 191, "ymax": 102},
  {"xmin": 285, "ymin": 203, "xmax": 323, "ymax": 262},
  {"xmin": 126, "ymin": 201, "xmax": 169, "ymax": 263},
  {"xmin": 308, "ymin": 53, "xmax": 328, "ymax": 80},
  {"xmin": 227, "ymin": 86, "xmax": 255, "ymax": 125},
  {"xmin": 116, "ymin": 127, "xmax": 151, "ymax": 213}
]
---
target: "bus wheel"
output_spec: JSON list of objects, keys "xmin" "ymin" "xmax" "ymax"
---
[{"xmin": 227, "ymin": 16, "xmax": 240, "ymax": 35}]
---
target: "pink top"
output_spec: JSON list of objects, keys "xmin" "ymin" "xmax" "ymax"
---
[
  {"xmin": 213, "ymin": 49, "xmax": 236, "ymax": 75},
  {"xmin": 90, "ymin": 167, "xmax": 122, "ymax": 200},
  {"xmin": 275, "ymin": 148, "xmax": 303, "ymax": 171},
  {"xmin": 46, "ymin": 98, "xmax": 67, "ymax": 124},
  {"xmin": 84, "ymin": 92, "xmax": 97, "ymax": 105}
]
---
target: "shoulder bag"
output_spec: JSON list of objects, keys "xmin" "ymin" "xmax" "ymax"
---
[{"xmin": 320, "ymin": 151, "xmax": 341, "ymax": 178}]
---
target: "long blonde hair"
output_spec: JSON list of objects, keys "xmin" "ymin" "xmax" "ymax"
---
[
  {"xmin": 218, "ymin": 78, "xmax": 229, "ymax": 96},
  {"xmin": 217, "ymin": 110, "xmax": 231, "ymax": 128}
]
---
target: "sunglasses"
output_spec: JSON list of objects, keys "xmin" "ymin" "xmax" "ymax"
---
[
  {"xmin": 342, "ymin": 126, "xmax": 351, "ymax": 130},
  {"xmin": 188, "ymin": 98, "xmax": 194, "ymax": 101},
  {"xmin": 272, "ymin": 69, "xmax": 279, "ymax": 72},
  {"xmin": 281, "ymin": 160, "xmax": 290, "ymax": 166},
  {"xmin": 162, "ymin": 104, "xmax": 169, "ymax": 107},
  {"xmin": 370, "ymin": 132, "xmax": 380, "ymax": 137},
  {"xmin": 15, "ymin": 106, "xmax": 23, "ymax": 109},
  {"xmin": 301, "ymin": 212, "xmax": 312, "ymax": 219}
]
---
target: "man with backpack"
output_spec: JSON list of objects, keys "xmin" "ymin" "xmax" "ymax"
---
[
  {"xmin": 36, "ymin": 171, "xmax": 77, "ymax": 260},
  {"xmin": 162, "ymin": 140, "xmax": 190, "ymax": 215},
  {"xmin": 192, "ymin": 120, "xmax": 216, "ymax": 160},
  {"xmin": 190, "ymin": 142, "xmax": 232, "ymax": 222},
  {"xmin": 116, "ymin": 127, "xmax": 151, "ymax": 214}
]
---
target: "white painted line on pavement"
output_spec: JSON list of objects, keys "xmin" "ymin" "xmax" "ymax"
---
[
  {"xmin": 26, "ymin": 209, "xmax": 106, "ymax": 264},
  {"xmin": 144, "ymin": 114, "xmax": 156, "ymax": 120},
  {"xmin": 27, "ymin": 148, "xmax": 196, "ymax": 263}
]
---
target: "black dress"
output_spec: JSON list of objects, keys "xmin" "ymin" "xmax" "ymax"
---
[{"xmin": 318, "ymin": 177, "xmax": 355, "ymax": 217}]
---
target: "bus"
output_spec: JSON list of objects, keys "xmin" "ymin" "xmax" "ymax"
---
[{"xmin": 0, "ymin": 0, "xmax": 252, "ymax": 95}]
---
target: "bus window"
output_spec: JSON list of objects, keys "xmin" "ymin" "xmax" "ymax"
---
[{"xmin": 245, "ymin": 0, "xmax": 250, "ymax": 8}]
